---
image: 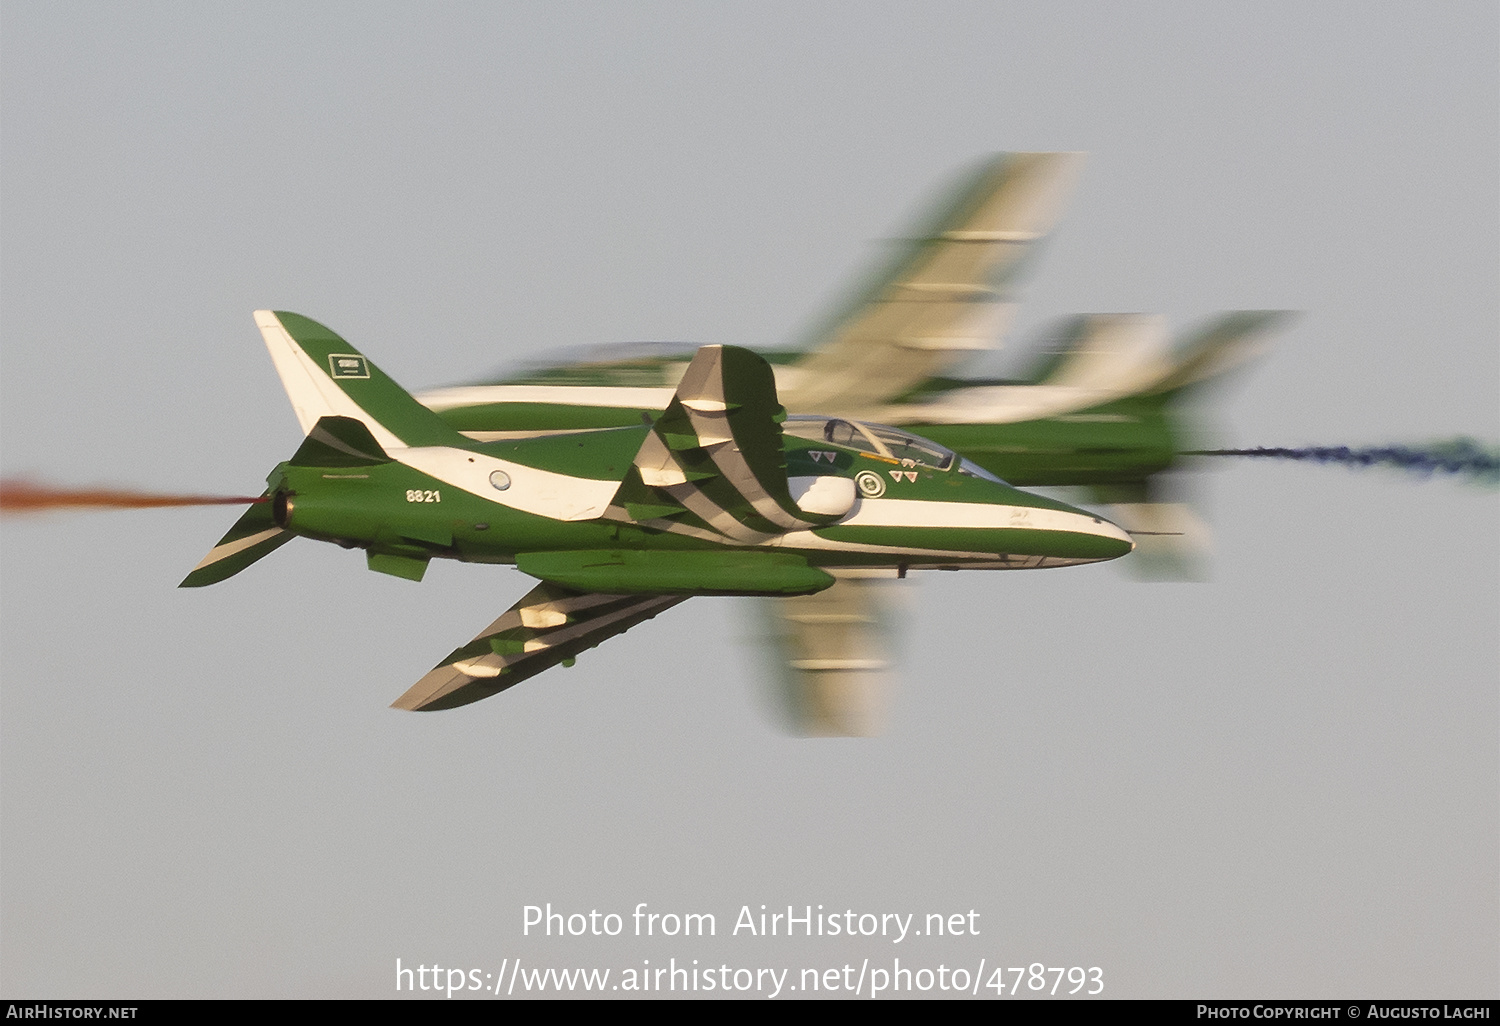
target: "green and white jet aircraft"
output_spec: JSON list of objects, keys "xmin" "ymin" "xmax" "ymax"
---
[{"xmin": 183, "ymin": 310, "xmax": 1133, "ymax": 716}]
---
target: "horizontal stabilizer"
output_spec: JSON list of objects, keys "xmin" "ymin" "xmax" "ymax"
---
[
  {"xmin": 179, "ymin": 493, "xmax": 292, "ymax": 587},
  {"xmin": 1148, "ymin": 310, "xmax": 1294, "ymax": 396}
]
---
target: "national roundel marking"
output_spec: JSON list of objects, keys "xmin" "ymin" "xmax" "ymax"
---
[{"xmin": 855, "ymin": 470, "xmax": 886, "ymax": 498}]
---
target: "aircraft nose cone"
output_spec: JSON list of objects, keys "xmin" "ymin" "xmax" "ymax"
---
[
  {"xmin": 1003, "ymin": 491, "xmax": 1137, "ymax": 562},
  {"xmin": 1090, "ymin": 515, "xmax": 1136, "ymax": 558},
  {"xmin": 1050, "ymin": 504, "xmax": 1134, "ymax": 560}
]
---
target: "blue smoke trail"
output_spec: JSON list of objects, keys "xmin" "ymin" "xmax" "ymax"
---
[{"xmin": 1188, "ymin": 438, "xmax": 1499, "ymax": 485}]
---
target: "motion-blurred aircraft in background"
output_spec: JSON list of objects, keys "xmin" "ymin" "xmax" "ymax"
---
[{"xmin": 411, "ymin": 154, "xmax": 1291, "ymax": 733}]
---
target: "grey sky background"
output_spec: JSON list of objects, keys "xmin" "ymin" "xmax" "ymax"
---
[{"xmin": 2, "ymin": 1, "xmax": 1495, "ymax": 998}]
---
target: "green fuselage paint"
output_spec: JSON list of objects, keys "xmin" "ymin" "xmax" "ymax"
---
[{"xmin": 271, "ymin": 427, "xmax": 1132, "ymax": 590}]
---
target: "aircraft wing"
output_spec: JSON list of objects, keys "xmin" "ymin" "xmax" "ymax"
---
[
  {"xmin": 759, "ymin": 572, "xmax": 904, "ymax": 736},
  {"xmin": 391, "ymin": 582, "xmax": 686, "ymax": 711},
  {"xmin": 779, "ymin": 152, "xmax": 1084, "ymax": 417},
  {"xmin": 605, "ymin": 343, "xmax": 842, "ymax": 545}
]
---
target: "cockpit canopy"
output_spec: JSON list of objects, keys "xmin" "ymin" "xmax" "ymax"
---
[{"xmin": 782, "ymin": 416, "xmax": 1009, "ymax": 484}]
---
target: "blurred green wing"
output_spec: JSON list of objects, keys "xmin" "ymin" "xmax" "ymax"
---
[
  {"xmin": 781, "ymin": 152, "xmax": 1084, "ymax": 417},
  {"xmin": 760, "ymin": 573, "xmax": 903, "ymax": 736}
]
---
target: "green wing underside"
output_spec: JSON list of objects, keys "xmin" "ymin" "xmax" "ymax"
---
[
  {"xmin": 391, "ymin": 583, "xmax": 687, "ymax": 711},
  {"xmin": 179, "ymin": 494, "xmax": 292, "ymax": 588}
]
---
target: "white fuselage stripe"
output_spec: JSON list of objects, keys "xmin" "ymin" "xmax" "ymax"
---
[
  {"xmin": 395, "ymin": 447, "xmax": 618, "ymax": 522},
  {"xmin": 418, "ymin": 385, "xmax": 677, "ymax": 411},
  {"xmin": 842, "ymin": 497, "xmax": 1131, "ymax": 542}
]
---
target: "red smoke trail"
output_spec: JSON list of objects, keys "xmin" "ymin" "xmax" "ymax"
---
[{"xmin": 0, "ymin": 478, "xmax": 266, "ymax": 515}]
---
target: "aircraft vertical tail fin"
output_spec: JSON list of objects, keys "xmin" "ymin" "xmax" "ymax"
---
[
  {"xmin": 254, "ymin": 310, "xmax": 467, "ymax": 450},
  {"xmin": 182, "ymin": 311, "xmax": 468, "ymax": 588}
]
